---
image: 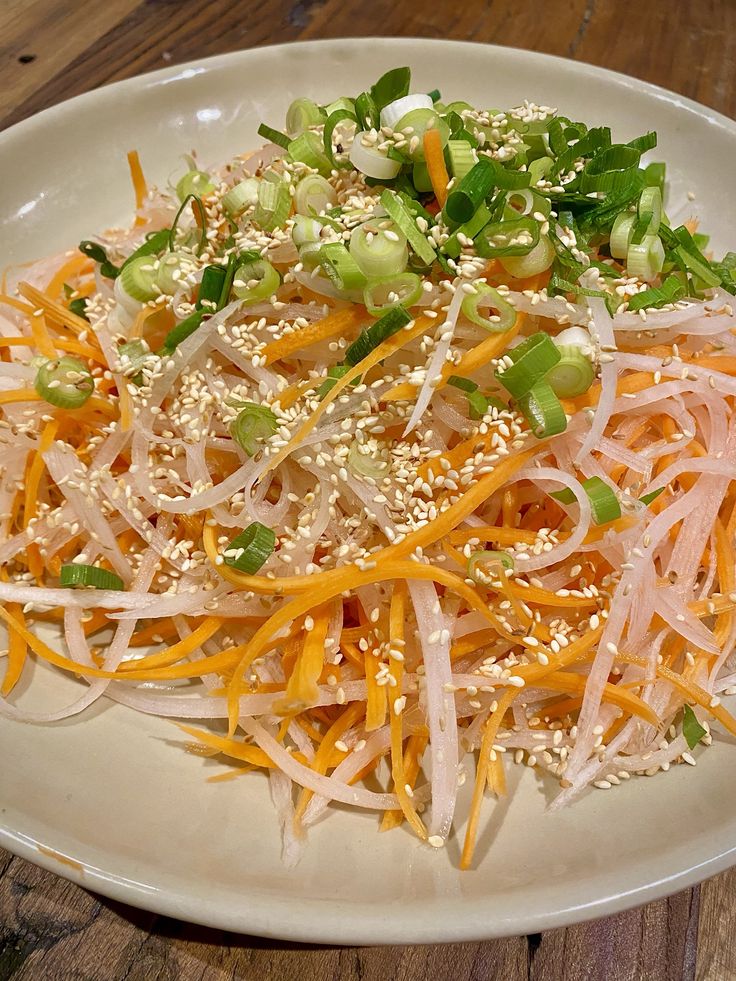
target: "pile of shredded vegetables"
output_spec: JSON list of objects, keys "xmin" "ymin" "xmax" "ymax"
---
[{"xmin": 3, "ymin": 67, "xmax": 736, "ymax": 868}]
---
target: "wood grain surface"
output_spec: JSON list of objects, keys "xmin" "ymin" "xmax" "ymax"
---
[{"xmin": 1, "ymin": 2, "xmax": 735, "ymax": 979}]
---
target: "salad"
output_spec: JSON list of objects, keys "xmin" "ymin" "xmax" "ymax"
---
[{"xmin": 2, "ymin": 66, "xmax": 736, "ymax": 868}]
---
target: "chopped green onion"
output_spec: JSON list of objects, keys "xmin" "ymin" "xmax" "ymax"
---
[
  {"xmin": 461, "ymin": 283, "xmax": 516, "ymax": 333},
  {"xmin": 444, "ymin": 158, "xmax": 497, "ymax": 224},
  {"xmin": 446, "ymin": 140, "xmax": 478, "ymax": 181},
  {"xmin": 551, "ymin": 476, "xmax": 621, "ymax": 524},
  {"xmin": 500, "ymin": 235, "xmax": 556, "ymax": 279},
  {"xmin": 638, "ymin": 185, "xmax": 662, "ymax": 236},
  {"xmin": 223, "ymin": 521, "xmax": 276, "ymax": 574},
  {"xmin": 196, "ymin": 264, "xmax": 228, "ymax": 309},
  {"xmin": 257, "ymin": 122, "xmax": 292, "ymax": 150},
  {"xmin": 319, "ymin": 243, "xmax": 367, "ymax": 292},
  {"xmin": 393, "ymin": 108, "xmax": 450, "ymax": 161},
  {"xmin": 317, "ymin": 364, "xmax": 360, "ymax": 398},
  {"xmin": 643, "ymin": 162, "xmax": 666, "ymax": 193},
  {"xmin": 350, "ymin": 222, "xmax": 408, "ymax": 279},
  {"xmin": 350, "ymin": 134, "xmax": 402, "ymax": 180},
  {"xmin": 160, "ymin": 309, "xmax": 206, "ymax": 355},
  {"xmin": 345, "ymin": 305, "xmax": 412, "ymax": 366},
  {"xmin": 323, "ymin": 109, "xmax": 357, "ymax": 169},
  {"xmin": 355, "ymin": 91, "xmax": 378, "ymax": 131},
  {"xmin": 442, "ymin": 203, "xmax": 492, "ymax": 259},
  {"xmin": 118, "ymin": 254, "xmax": 159, "ymax": 302},
  {"xmin": 79, "ymin": 240, "xmax": 120, "ymax": 279},
  {"xmin": 627, "ymin": 274, "xmax": 685, "ymax": 313},
  {"xmin": 447, "ymin": 375, "xmax": 478, "ymax": 393},
  {"xmin": 518, "ymin": 381, "xmax": 567, "ymax": 438},
  {"xmin": 175, "ymin": 170, "xmax": 214, "ymax": 201},
  {"xmin": 292, "ymin": 214, "xmax": 323, "ymax": 248},
  {"xmin": 363, "ymin": 272, "xmax": 422, "ymax": 315},
  {"xmin": 68, "ymin": 297, "xmax": 89, "ymax": 320},
  {"xmin": 640, "ymin": 487, "xmax": 665, "ymax": 506},
  {"xmin": 288, "ymin": 131, "xmax": 332, "ymax": 177},
  {"xmin": 285, "ymin": 97, "xmax": 325, "ymax": 136},
  {"xmin": 253, "ymin": 179, "xmax": 291, "ymax": 232},
  {"xmin": 467, "ymin": 550, "xmax": 514, "ymax": 583},
  {"xmin": 380, "ymin": 189, "xmax": 437, "ymax": 266},
  {"xmin": 495, "ymin": 332, "xmax": 561, "ymax": 399},
  {"xmin": 370, "ymin": 67, "xmax": 411, "ymax": 115},
  {"xmin": 324, "ymin": 97, "xmax": 355, "ymax": 117},
  {"xmin": 155, "ymin": 251, "xmax": 189, "ymax": 295},
  {"xmin": 294, "ymin": 174, "xmax": 337, "ymax": 215},
  {"xmin": 232, "ymin": 257, "xmax": 280, "ymax": 303},
  {"xmin": 60, "ymin": 564, "xmax": 124, "ymax": 591},
  {"xmin": 122, "ymin": 229, "xmax": 171, "ymax": 270},
  {"xmin": 222, "ymin": 178, "xmax": 260, "ymax": 218},
  {"xmin": 579, "ymin": 144, "xmax": 641, "ymax": 193},
  {"xmin": 168, "ymin": 193, "xmax": 207, "ymax": 255},
  {"xmin": 35, "ymin": 356, "xmax": 94, "ymax": 409},
  {"xmin": 412, "ymin": 161, "xmax": 433, "ymax": 193},
  {"xmin": 229, "ymin": 402, "xmax": 278, "ymax": 455},
  {"xmin": 474, "ymin": 216, "xmax": 540, "ymax": 259},
  {"xmin": 427, "ymin": 88, "xmax": 441, "ymax": 103},
  {"xmin": 626, "ymin": 233, "xmax": 665, "ymax": 282},
  {"xmin": 545, "ymin": 344, "xmax": 595, "ymax": 398},
  {"xmin": 609, "ymin": 211, "xmax": 637, "ymax": 259},
  {"xmin": 683, "ymin": 704, "xmax": 706, "ymax": 749},
  {"xmin": 117, "ymin": 339, "xmax": 150, "ymax": 379},
  {"xmin": 467, "ymin": 391, "xmax": 491, "ymax": 419}
]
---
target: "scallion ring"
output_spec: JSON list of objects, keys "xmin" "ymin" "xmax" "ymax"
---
[
  {"xmin": 288, "ymin": 131, "xmax": 332, "ymax": 177},
  {"xmin": 253, "ymin": 179, "xmax": 291, "ymax": 233},
  {"xmin": 118, "ymin": 254, "xmax": 159, "ymax": 302},
  {"xmin": 229, "ymin": 402, "xmax": 278, "ymax": 456},
  {"xmin": 350, "ymin": 221, "xmax": 408, "ymax": 279},
  {"xmin": 518, "ymin": 380, "xmax": 567, "ymax": 438},
  {"xmin": 223, "ymin": 522, "xmax": 276, "ymax": 574},
  {"xmin": 318, "ymin": 243, "xmax": 367, "ymax": 292},
  {"xmin": 496, "ymin": 332, "xmax": 561, "ymax": 400},
  {"xmin": 222, "ymin": 178, "xmax": 260, "ymax": 218},
  {"xmin": 285, "ymin": 97, "xmax": 325, "ymax": 137},
  {"xmin": 294, "ymin": 175, "xmax": 337, "ymax": 216},
  {"xmin": 35, "ymin": 356, "xmax": 94, "ymax": 409},
  {"xmin": 175, "ymin": 169, "xmax": 214, "ymax": 201},
  {"xmin": 500, "ymin": 234, "xmax": 555, "ymax": 278},
  {"xmin": 545, "ymin": 344, "xmax": 595, "ymax": 398},
  {"xmin": 461, "ymin": 283, "xmax": 516, "ymax": 333},
  {"xmin": 363, "ymin": 272, "xmax": 422, "ymax": 315},
  {"xmin": 232, "ymin": 258, "xmax": 280, "ymax": 304},
  {"xmin": 349, "ymin": 133, "xmax": 402, "ymax": 180},
  {"xmin": 626, "ymin": 233, "xmax": 665, "ymax": 282}
]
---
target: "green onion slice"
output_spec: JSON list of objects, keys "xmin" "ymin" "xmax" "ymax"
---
[
  {"xmin": 579, "ymin": 144, "xmax": 641, "ymax": 193},
  {"xmin": 551, "ymin": 476, "xmax": 621, "ymax": 524},
  {"xmin": 446, "ymin": 140, "xmax": 478, "ymax": 181},
  {"xmin": 60, "ymin": 564, "xmax": 124, "ymax": 590},
  {"xmin": 118, "ymin": 255, "xmax": 159, "ymax": 302},
  {"xmin": 196, "ymin": 264, "xmax": 228, "ymax": 310},
  {"xmin": 345, "ymin": 305, "xmax": 412, "ymax": 366},
  {"xmin": 626, "ymin": 233, "xmax": 665, "ymax": 282},
  {"xmin": 627, "ymin": 274, "xmax": 685, "ymax": 313},
  {"xmin": 639, "ymin": 487, "xmax": 665, "ymax": 506},
  {"xmin": 462, "ymin": 283, "xmax": 516, "ymax": 333},
  {"xmin": 78, "ymin": 240, "xmax": 120, "ymax": 279},
  {"xmin": 380, "ymin": 189, "xmax": 437, "ymax": 266},
  {"xmin": 232, "ymin": 258, "xmax": 281, "ymax": 303},
  {"xmin": 160, "ymin": 309, "xmax": 206, "ymax": 355},
  {"xmin": 363, "ymin": 272, "xmax": 422, "ymax": 315},
  {"xmin": 169, "ymin": 194, "xmax": 207, "ymax": 255},
  {"xmin": 495, "ymin": 332, "xmax": 561, "ymax": 399},
  {"xmin": 609, "ymin": 211, "xmax": 637, "ymax": 259},
  {"xmin": 35, "ymin": 356, "xmax": 94, "ymax": 409},
  {"xmin": 253, "ymin": 179, "xmax": 291, "ymax": 232},
  {"xmin": 175, "ymin": 170, "xmax": 214, "ymax": 201},
  {"xmin": 319, "ymin": 243, "xmax": 367, "ymax": 292},
  {"xmin": 518, "ymin": 381, "xmax": 567, "ymax": 438},
  {"xmin": 285, "ymin": 97, "xmax": 325, "ymax": 137},
  {"xmin": 229, "ymin": 402, "xmax": 278, "ymax": 455},
  {"xmin": 288, "ymin": 131, "xmax": 332, "ymax": 177},
  {"xmin": 222, "ymin": 522, "xmax": 276, "ymax": 574},
  {"xmin": 257, "ymin": 122, "xmax": 292, "ymax": 150},
  {"xmin": 447, "ymin": 375, "xmax": 478, "ymax": 393},
  {"xmin": 467, "ymin": 549, "xmax": 514, "ymax": 583},
  {"xmin": 294, "ymin": 174, "xmax": 337, "ymax": 216},
  {"xmin": 474, "ymin": 216, "xmax": 540, "ymax": 259},
  {"xmin": 546, "ymin": 344, "xmax": 595, "ymax": 398},
  {"xmin": 222, "ymin": 178, "xmax": 260, "ymax": 218},
  {"xmin": 350, "ymin": 222, "xmax": 408, "ymax": 279}
]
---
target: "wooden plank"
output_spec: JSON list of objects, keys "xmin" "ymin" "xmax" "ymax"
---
[
  {"xmin": 0, "ymin": 0, "xmax": 140, "ymax": 128},
  {"xmin": 696, "ymin": 866, "xmax": 736, "ymax": 981}
]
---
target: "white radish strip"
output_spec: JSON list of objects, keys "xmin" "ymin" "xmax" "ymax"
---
[
  {"xmin": 404, "ymin": 284, "xmax": 464, "ymax": 437},
  {"xmin": 653, "ymin": 588, "xmax": 720, "ymax": 654},
  {"xmin": 43, "ymin": 445, "xmax": 132, "ymax": 580},
  {"xmin": 269, "ymin": 768, "xmax": 303, "ymax": 867},
  {"xmin": 409, "ymin": 579, "xmax": 458, "ymax": 841},
  {"xmin": 575, "ymin": 297, "xmax": 616, "ymax": 464},
  {"xmin": 614, "ymin": 352, "xmax": 736, "ymax": 397},
  {"xmin": 239, "ymin": 717, "xmax": 398, "ymax": 810},
  {"xmin": 510, "ymin": 467, "xmax": 591, "ymax": 573}
]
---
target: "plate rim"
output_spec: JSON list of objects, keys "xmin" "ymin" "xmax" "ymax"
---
[{"xmin": 2, "ymin": 36, "xmax": 736, "ymax": 944}]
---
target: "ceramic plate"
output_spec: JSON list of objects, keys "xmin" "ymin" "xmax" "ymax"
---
[{"xmin": 2, "ymin": 39, "xmax": 735, "ymax": 945}]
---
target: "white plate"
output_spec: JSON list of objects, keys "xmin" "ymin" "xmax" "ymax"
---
[{"xmin": 2, "ymin": 39, "xmax": 736, "ymax": 945}]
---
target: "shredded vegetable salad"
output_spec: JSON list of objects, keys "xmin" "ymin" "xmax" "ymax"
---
[{"xmin": 3, "ymin": 66, "xmax": 736, "ymax": 867}]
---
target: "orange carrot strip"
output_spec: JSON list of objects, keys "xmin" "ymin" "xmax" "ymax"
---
[{"xmin": 423, "ymin": 128, "xmax": 450, "ymax": 208}]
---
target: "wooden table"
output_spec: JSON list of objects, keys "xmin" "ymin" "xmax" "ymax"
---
[{"xmin": 1, "ymin": 2, "xmax": 736, "ymax": 978}]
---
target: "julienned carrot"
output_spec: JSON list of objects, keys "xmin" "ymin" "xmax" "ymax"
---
[{"xmin": 423, "ymin": 128, "xmax": 450, "ymax": 208}]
